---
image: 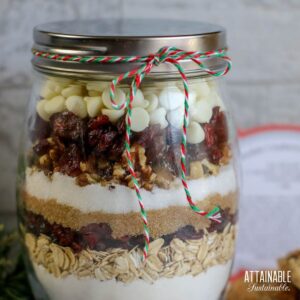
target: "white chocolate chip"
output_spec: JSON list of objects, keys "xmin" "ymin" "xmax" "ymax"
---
[
  {"xmin": 61, "ymin": 85, "xmax": 83, "ymax": 98},
  {"xmin": 86, "ymin": 81, "xmax": 109, "ymax": 92},
  {"xmin": 144, "ymin": 93, "xmax": 158, "ymax": 112},
  {"xmin": 36, "ymin": 99, "xmax": 50, "ymax": 121},
  {"xmin": 188, "ymin": 90, "xmax": 197, "ymax": 106},
  {"xmin": 65, "ymin": 96, "xmax": 87, "ymax": 118},
  {"xmin": 150, "ymin": 107, "xmax": 168, "ymax": 129},
  {"xmin": 208, "ymin": 79, "xmax": 217, "ymax": 90},
  {"xmin": 84, "ymin": 96, "xmax": 103, "ymax": 117},
  {"xmin": 102, "ymin": 87, "xmax": 126, "ymax": 109},
  {"xmin": 187, "ymin": 121, "xmax": 205, "ymax": 144},
  {"xmin": 190, "ymin": 99, "xmax": 213, "ymax": 123},
  {"xmin": 53, "ymin": 77, "xmax": 73, "ymax": 86},
  {"xmin": 130, "ymin": 107, "xmax": 150, "ymax": 132},
  {"xmin": 173, "ymin": 90, "xmax": 197, "ymax": 108},
  {"xmin": 40, "ymin": 81, "xmax": 61, "ymax": 99},
  {"xmin": 102, "ymin": 109, "xmax": 125, "ymax": 123},
  {"xmin": 40, "ymin": 87, "xmax": 57, "ymax": 100},
  {"xmin": 132, "ymin": 89, "xmax": 149, "ymax": 108},
  {"xmin": 159, "ymin": 86, "xmax": 184, "ymax": 110},
  {"xmin": 192, "ymin": 81, "xmax": 210, "ymax": 99},
  {"xmin": 44, "ymin": 96, "xmax": 66, "ymax": 116},
  {"xmin": 154, "ymin": 81, "xmax": 175, "ymax": 89},
  {"xmin": 166, "ymin": 106, "xmax": 189, "ymax": 129}
]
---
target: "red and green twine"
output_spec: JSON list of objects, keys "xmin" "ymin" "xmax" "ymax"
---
[{"xmin": 32, "ymin": 46, "xmax": 232, "ymax": 261}]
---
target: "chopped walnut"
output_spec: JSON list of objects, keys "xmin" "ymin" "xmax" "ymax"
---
[
  {"xmin": 155, "ymin": 169, "xmax": 174, "ymax": 189},
  {"xmin": 113, "ymin": 163, "xmax": 126, "ymax": 179},
  {"xmin": 220, "ymin": 144, "xmax": 232, "ymax": 165},
  {"xmin": 201, "ymin": 159, "xmax": 220, "ymax": 176},
  {"xmin": 39, "ymin": 154, "xmax": 51, "ymax": 168},
  {"xmin": 76, "ymin": 173, "xmax": 97, "ymax": 186},
  {"xmin": 189, "ymin": 161, "xmax": 204, "ymax": 179},
  {"xmin": 76, "ymin": 173, "xmax": 90, "ymax": 186},
  {"xmin": 80, "ymin": 162, "xmax": 87, "ymax": 172},
  {"xmin": 114, "ymin": 144, "xmax": 157, "ymax": 190}
]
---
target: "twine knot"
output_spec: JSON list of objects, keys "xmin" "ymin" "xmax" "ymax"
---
[
  {"xmin": 148, "ymin": 46, "xmax": 171, "ymax": 66},
  {"xmin": 32, "ymin": 46, "xmax": 232, "ymax": 261}
]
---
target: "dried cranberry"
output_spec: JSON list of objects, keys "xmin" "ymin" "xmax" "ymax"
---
[
  {"xmin": 57, "ymin": 144, "xmax": 82, "ymax": 176},
  {"xmin": 107, "ymin": 140, "xmax": 124, "ymax": 161},
  {"xmin": 87, "ymin": 119, "xmax": 120, "ymax": 157},
  {"xmin": 203, "ymin": 124, "xmax": 216, "ymax": 148},
  {"xmin": 33, "ymin": 139, "xmax": 51, "ymax": 156},
  {"xmin": 86, "ymin": 115, "xmax": 126, "ymax": 161},
  {"xmin": 97, "ymin": 131, "xmax": 118, "ymax": 152},
  {"xmin": 116, "ymin": 116, "xmax": 126, "ymax": 133},
  {"xmin": 95, "ymin": 242, "xmax": 106, "ymax": 251},
  {"xmin": 138, "ymin": 125, "xmax": 168, "ymax": 169},
  {"xmin": 133, "ymin": 125, "xmax": 163, "ymax": 148},
  {"xmin": 88, "ymin": 129, "xmax": 102, "ymax": 147},
  {"xmin": 81, "ymin": 223, "xmax": 112, "ymax": 245},
  {"xmin": 128, "ymin": 235, "xmax": 145, "ymax": 248},
  {"xmin": 176, "ymin": 225, "xmax": 203, "ymax": 240},
  {"xmin": 50, "ymin": 112, "xmax": 86, "ymax": 142},
  {"xmin": 88, "ymin": 115, "xmax": 110, "ymax": 130},
  {"xmin": 80, "ymin": 223, "xmax": 112, "ymax": 249},
  {"xmin": 200, "ymin": 107, "xmax": 229, "ymax": 164},
  {"xmin": 84, "ymin": 232, "xmax": 99, "ymax": 249},
  {"xmin": 162, "ymin": 233, "xmax": 175, "ymax": 246},
  {"xmin": 58, "ymin": 228, "xmax": 74, "ymax": 247},
  {"xmin": 210, "ymin": 107, "xmax": 228, "ymax": 144},
  {"xmin": 89, "ymin": 129, "xmax": 118, "ymax": 155},
  {"xmin": 71, "ymin": 242, "xmax": 83, "ymax": 252}
]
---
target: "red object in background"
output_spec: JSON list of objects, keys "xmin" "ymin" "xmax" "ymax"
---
[
  {"xmin": 238, "ymin": 124, "xmax": 300, "ymax": 138},
  {"xmin": 229, "ymin": 269, "xmax": 247, "ymax": 283}
]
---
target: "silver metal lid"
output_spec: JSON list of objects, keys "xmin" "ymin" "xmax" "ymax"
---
[{"xmin": 32, "ymin": 19, "xmax": 227, "ymax": 78}]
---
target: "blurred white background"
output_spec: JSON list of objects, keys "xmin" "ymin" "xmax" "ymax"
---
[{"xmin": 0, "ymin": 0, "xmax": 299, "ymax": 220}]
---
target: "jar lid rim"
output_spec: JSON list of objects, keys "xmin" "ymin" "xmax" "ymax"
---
[
  {"xmin": 33, "ymin": 19, "xmax": 226, "ymax": 55},
  {"xmin": 32, "ymin": 19, "xmax": 228, "ymax": 77}
]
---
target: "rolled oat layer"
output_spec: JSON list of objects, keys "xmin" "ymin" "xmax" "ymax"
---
[{"xmin": 25, "ymin": 223, "xmax": 236, "ymax": 283}]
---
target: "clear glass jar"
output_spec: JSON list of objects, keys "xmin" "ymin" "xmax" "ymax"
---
[{"xmin": 17, "ymin": 20, "xmax": 238, "ymax": 300}]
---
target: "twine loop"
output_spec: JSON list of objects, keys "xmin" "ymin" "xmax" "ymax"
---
[{"xmin": 32, "ymin": 46, "xmax": 232, "ymax": 261}]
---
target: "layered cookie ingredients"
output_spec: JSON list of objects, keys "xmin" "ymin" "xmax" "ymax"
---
[{"xmin": 19, "ymin": 76, "xmax": 237, "ymax": 300}]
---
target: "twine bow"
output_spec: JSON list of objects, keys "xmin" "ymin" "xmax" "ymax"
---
[{"xmin": 33, "ymin": 46, "xmax": 232, "ymax": 261}]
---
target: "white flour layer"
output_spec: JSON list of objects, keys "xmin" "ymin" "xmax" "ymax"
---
[
  {"xmin": 25, "ymin": 165, "xmax": 237, "ymax": 214},
  {"xmin": 33, "ymin": 260, "xmax": 232, "ymax": 300}
]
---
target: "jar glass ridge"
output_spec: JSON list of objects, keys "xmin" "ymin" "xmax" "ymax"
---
[{"xmin": 17, "ymin": 20, "xmax": 239, "ymax": 300}]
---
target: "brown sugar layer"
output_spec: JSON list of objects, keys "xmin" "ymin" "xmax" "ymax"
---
[
  {"xmin": 23, "ymin": 191, "xmax": 238, "ymax": 239},
  {"xmin": 23, "ymin": 209, "xmax": 236, "ymax": 253}
]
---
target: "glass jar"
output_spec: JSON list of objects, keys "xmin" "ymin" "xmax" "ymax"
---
[{"xmin": 17, "ymin": 20, "xmax": 238, "ymax": 300}]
